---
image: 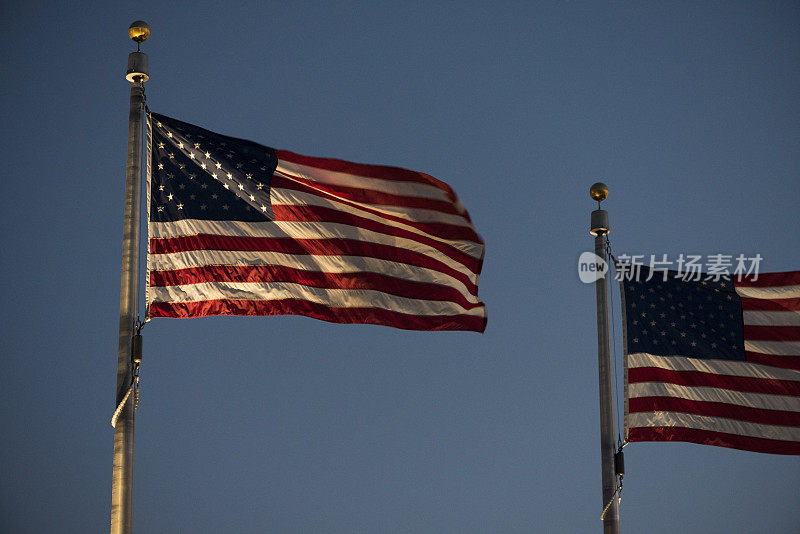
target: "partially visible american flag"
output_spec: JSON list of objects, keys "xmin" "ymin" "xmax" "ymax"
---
[
  {"xmin": 146, "ymin": 113, "xmax": 486, "ymax": 332},
  {"xmin": 621, "ymin": 266, "xmax": 800, "ymax": 454}
]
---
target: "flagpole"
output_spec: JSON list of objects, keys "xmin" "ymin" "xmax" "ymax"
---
[
  {"xmin": 111, "ymin": 21, "xmax": 149, "ymax": 534},
  {"xmin": 590, "ymin": 183, "xmax": 620, "ymax": 533}
]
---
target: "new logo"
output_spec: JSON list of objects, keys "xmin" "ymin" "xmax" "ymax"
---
[{"xmin": 578, "ymin": 252, "xmax": 608, "ymax": 284}]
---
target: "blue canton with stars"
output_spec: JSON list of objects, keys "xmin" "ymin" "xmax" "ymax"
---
[
  {"xmin": 620, "ymin": 265, "xmax": 745, "ymax": 361},
  {"xmin": 149, "ymin": 112, "xmax": 278, "ymax": 223}
]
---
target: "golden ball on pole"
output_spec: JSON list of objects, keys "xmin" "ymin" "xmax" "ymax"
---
[
  {"xmin": 128, "ymin": 21, "xmax": 150, "ymax": 43},
  {"xmin": 590, "ymin": 182, "xmax": 609, "ymax": 203}
]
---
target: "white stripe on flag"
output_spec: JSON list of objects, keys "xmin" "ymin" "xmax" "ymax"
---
[
  {"xmin": 149, "ymin": 249, "xmax": 481, "ymax": 303},
  {"xmin": 272, "ymin": 179, "xmax": 473, "ymax": 228},
  {"xmin": 744, "ymin": 340, "xmax": 800, "ymax": 357},
  {"xmin": 150, "ymin": 282, "xmax": 486, "ymax": 317},
  {"xmin": 272, "ymin": 186, "xmax": 479, "ymax": 244},
  {"xmin": 743, "ymin": 310, "xmax": 800, "ymax": 326},
  {"xmin": 150, "ymin": 217, "xmax": 483, "ymax": 259},
  {"xmin": 627, "ymin": 353, "xmax": 800, "ymax": 381},
  {"xmin": 627, "ymin": 411, "xmax": 800, "ymax": 442},
  {"xmin": 276, "ymin": 160, "xmax": 453, "ymax": 201},
  {"xmin": 735, "ymin": 285, "xmax": 800, "ymax": 299},
  {"xmin": 149, "ymin": 220, "xmax": 482, "ymax": 276},
  {"xmin": 628, "ymin": 382, "xmax": 800, "ymax": 412}
]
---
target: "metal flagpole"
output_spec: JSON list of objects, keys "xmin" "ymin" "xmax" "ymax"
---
[
  {"xmin": 111, "ymin": 21, "xmax": 150, "ymax": 534},
  {"xmin": 589, "ymin": 183, "xmax": 620, "ymax": 534}
]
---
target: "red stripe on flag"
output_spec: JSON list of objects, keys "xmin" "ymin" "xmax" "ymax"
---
[
  {"xmin": 627, "ymin": 367, "xmax": 800, "ymax": 396},
  {"xmin": 271, "ymin": 204, "xmax": 482, "ymax": 271},
  {"xmin": 746, "ymin": 351, "xmax": 800, "ymax": 371},
  {"xmin": 149, "ymin": 299, "xmax": 487, "ymax": 332},
  {"xmin": 628, "ymin": 397, "xmax": 800, "ymax": 427},
  {"xmin": 273, "ymin": 202, "xmax": 479, "ymax": 244},
  {"xmin": 744, "ymin": 324, "xmax": 800, "ymax": 342},
  {"xmin": 275, "ymin": 149, "xmax": 458, "ymax": 198},
  {"xmin": 150, "ymin": 235, "xmax": 479, "ymax": 296},
  {"xmin": 277, "ymin": 172, "xmax": 463, "ymax": 216},
  {"xmin": 740, "ymin": 297, "xmax": 800, "ymax": 312},
  {"xmin": 735, "ymin": 271, "xmax": 800, "ymax": 288},
  {"xmin": 272, "ymin": 175, "xmax": 482, "ymax": 244},
  {"xmin": 627, "ymin": 426, "xmax": 800, "ymax": 455},
  {"xmin": 149, "ymin": 265, "xmax": 483, "ymax": 310}
]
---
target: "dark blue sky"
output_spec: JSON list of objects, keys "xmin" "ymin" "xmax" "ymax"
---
[{"xmin": 2, "ymin": 2, "xmax": 798, "ymax": 532}]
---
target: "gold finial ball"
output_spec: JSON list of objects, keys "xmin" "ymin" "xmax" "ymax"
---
[
  {"xmin": 590, "ymin": 182, "xmax": 609, "ymax": 202},
  {"xmin": 129, "ymin": 21, "xmax": 150, "ymax": 43}
]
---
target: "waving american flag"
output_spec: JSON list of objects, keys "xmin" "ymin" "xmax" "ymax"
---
[
  {"xmin": 146, "ymin": 112, "xmax": 486, "ymax": 332},
  {"xmin": 622, "ymin": 266, "xmax": 800, "ymax": 454}
]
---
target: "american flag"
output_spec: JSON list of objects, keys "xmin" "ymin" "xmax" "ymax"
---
[
  {"xmin": 621, "ymin": 266, "xmax": 800, "ymax": 454},
  {"xmin": 146, "ymin": 113, "xmax": 486, "ymax": 332}
]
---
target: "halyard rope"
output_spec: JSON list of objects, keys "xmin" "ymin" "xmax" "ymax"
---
[
  {"xmin": 110, "ymin": 374, "xmax": 139, "ymax": 428},
  {"xmin": 599, "ymin": 483, "xmax": 622, "ymax": 521}
]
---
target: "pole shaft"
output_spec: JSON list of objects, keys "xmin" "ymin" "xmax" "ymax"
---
[
  {"xmin": 595, "ymin": 233, "xmax": 620, "ymax": 534},
  {"xmin": 111, "ymin": 80, "xmax": 144, "ymax": 534}
]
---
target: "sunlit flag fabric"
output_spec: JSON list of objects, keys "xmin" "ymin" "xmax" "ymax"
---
[
  {"xmin": 145, "ymin": 113, "xmax": 486, "ymax": 332},
  {"xmin": 621, "ymin": 267, "xmax": 800, "ymax": 454}
]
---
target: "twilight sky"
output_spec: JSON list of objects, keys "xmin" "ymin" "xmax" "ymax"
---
[{"xmin": 1, "ymin": 1, "xmax": 798, "ymax": 533}]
